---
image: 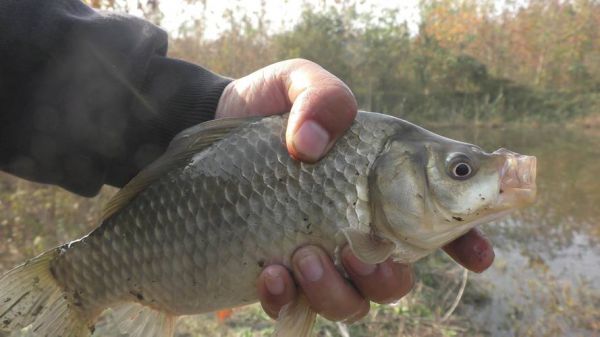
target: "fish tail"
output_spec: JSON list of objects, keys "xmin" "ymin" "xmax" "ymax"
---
[{"xmin": 0, "ymin": 249, "xmax": 91, "ymax": 337}]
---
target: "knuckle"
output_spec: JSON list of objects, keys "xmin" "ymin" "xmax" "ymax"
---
[{"xmin": 286, "ymin": 57, "xmax": 318, "ymax": 69}]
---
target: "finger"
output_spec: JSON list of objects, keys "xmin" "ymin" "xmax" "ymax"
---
[
  {"xmin": 292, "ymin": 246, "xmax": 369, "ymax": 322},
  {"xmin": 443, "ymin": 228, "xmax": 495, "ymax": 273},
  {"xmin": 257, "ymin": 264, "xmax": 298, "ymax": 319},
  {"xmin": 341, "ymin": 246, "xmax": 414, "ymax": 304},
  {"xmin": 281, "ymin": 59, "xmax": 358, "ymax": 162}
]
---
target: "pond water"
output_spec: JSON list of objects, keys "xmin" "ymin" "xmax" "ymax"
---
[
  {"xmin": 0, "ymin": 124, "xmax": 598, "ymax": 337},
  {"xmin": 429, "ymin": 125, "xmax": 600, "ymax": 337}
]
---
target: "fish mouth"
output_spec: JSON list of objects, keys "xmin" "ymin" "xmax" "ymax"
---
[{"xmin": 493, "ymin": 148, "xmax": 537, "ymax": 208}]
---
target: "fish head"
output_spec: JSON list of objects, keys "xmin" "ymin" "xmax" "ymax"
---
[{"xmin": 371, "ymin": 132, "xmax": 537, "ymax": 254}]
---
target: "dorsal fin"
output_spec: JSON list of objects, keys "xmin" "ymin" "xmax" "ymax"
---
[{"xmin": 101, "ymin": 116, "xmax": 262, "ymax": 221}]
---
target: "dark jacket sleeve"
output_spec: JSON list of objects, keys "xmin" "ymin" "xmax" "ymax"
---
[{"xmin": 0, "ymin": 0, "xmax": 232, "ymax": 196}]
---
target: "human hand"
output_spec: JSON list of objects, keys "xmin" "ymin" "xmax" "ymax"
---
[{"xmin": 215, "ymin": 59, "xmax": 495, "ymax": 322}]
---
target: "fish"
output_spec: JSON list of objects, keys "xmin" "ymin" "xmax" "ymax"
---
[{"xmin": 0, "ymin": 111, "xmax": 537, "ymax": 337}]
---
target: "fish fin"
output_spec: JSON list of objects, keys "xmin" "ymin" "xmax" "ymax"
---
[
  {"xmin": 0, "ymin": 249, "xmax": 90, "ymax": 337},
  {"xmin": 93, "ymin": 302, "xmax": 176, "ymax": 337},
  {"xmin": 168, "ymin": 116, "xmax": 264, "ymax": 152},
  {"xmin": 273, "ymin": 294, "xmax": 316, "ymax": 337},
  {"xmin": 342, "ymin": 228, "xmax": 396, "ymax": 264},
  {"xmin": 102, "ymin": 116, "xmax": 261, "ymax": 221}
]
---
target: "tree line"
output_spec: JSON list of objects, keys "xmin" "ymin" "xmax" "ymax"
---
[{"xmin": 88, "ymin": 0, "xmax": 600, "ymax": 123}]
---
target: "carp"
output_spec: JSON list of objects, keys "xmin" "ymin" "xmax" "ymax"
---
[{"xmin": 0, "ymin": 112, "xmax": 536, "ymax": 337}]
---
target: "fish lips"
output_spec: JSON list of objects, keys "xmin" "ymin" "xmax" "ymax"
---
[{"xmin": 493, "ymin": 148, "xmax": 537, "ymax": 208}]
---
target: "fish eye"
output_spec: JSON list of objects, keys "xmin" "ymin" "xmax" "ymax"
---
[
  {"xmin": 447, "ymin": 155, "xmax": 477, "ymax": 180},
  {"xmin": 453, "ymin": 162, "xmax": 472, "ymax": 177}
]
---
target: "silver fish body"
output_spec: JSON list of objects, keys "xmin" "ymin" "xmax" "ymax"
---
[
  {"xmin": 0, "ymin": 111, "xmax": 537, "ymax": 337},
  {"xmin": 51, "ymin": 112, "xmax": 398, "ymax": 316}
]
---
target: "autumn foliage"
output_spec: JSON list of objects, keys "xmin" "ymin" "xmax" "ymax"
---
[
  {"xmin": 422, "ymin": 0, "xmax": 600, "ymax": 91},
  {"xmin": 87, "ymin": 0, "xmax": 600, "ymax": 123}
]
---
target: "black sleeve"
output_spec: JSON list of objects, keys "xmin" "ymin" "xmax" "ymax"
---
[{"xmin": 0, "ymin": 0, "xmax": 232, "ymax": 196}]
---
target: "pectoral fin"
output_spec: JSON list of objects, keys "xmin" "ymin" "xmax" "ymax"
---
[
  {"xmin": 273, "ymin": 294, "xmax": 316, "ymax": 337},
  {"xmin": 342, "ymin": 229, "xmax": 396, "ymax": 264}
]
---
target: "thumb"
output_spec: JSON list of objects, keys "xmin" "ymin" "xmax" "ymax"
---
[{"xmin": 281, "ymin": 60, "xmax": 357, "ymax": 162}]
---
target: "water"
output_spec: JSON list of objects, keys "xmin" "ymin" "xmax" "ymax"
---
[
  {"xmin": 0, "ymin": 125, "xmax": 598, "ymax": 337},
  {"xmin": 429, "ymin": 125, "xmax": 600, "ymax": 337}
]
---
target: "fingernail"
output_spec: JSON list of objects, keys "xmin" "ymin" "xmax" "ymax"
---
[
  {"xmin": 292, "ymin": 120, "xmax": 330, "ymax": 161},
  {"xmin": 343, "ymin": 248, "xmax": 377, "ymax": 276},
  {"xmin": 264, "ymin": 267, "xmax": 285, "ymax": 296},
  {"xmin": 295, "ymin": 247, "xmax": 324, "ymax": 282}
]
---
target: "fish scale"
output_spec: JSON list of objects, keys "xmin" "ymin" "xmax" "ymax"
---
[
  {"xmin": 0, "ymin": 112, "xmax": 537, "ymax": 337},
  {"xmin": 48, "ymin": 113, "xmax": 397, "ymax": 317}
]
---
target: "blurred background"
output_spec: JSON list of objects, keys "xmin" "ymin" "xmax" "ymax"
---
[{"xmin": 1, "ymin": 0, "xmax": 599, "ymax": 336}]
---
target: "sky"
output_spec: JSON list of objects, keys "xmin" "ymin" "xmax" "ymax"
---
[
  {"xmin": 122, "ymin": 0, "xmax": 423, "ymax": 38},
  {"xmin": 119, "ymin": 0, "xmax": 528, "ymax": 39}
]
